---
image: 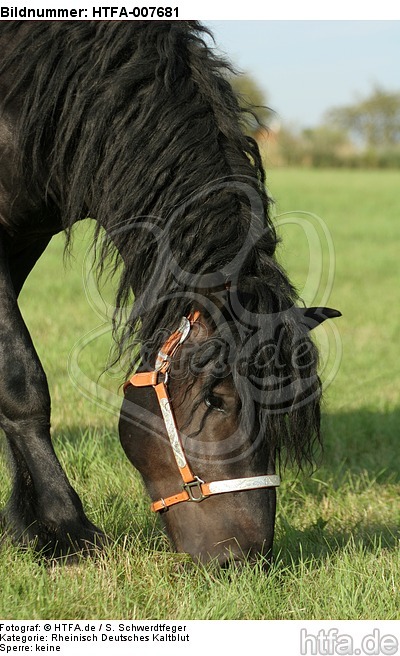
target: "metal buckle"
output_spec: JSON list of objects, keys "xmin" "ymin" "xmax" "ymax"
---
[{"xmin": 183, "ymin": 477, "xmax": 207, "ymax": 502}]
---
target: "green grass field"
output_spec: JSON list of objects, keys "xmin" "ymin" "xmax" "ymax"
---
[{"xmin": 0, "ymin": 168, "xmax": 399, "ymax": 619}]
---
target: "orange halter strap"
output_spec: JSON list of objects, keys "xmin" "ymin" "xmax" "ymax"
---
[{"xmin": 124, "ymin": 311, "xmax": 280, "ymax": 512}]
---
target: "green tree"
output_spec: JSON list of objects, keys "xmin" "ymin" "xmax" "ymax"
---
[
  {"xmin": 326, "ymin": 86, "xmax": 400, "ymax": 148},
  {"xmin": 275, "ymin": 125, "xmax": 306, "ymax": 166},
  {"xmin": 302, "ymin": 125, "xmax": 351, "ymax": 166}
]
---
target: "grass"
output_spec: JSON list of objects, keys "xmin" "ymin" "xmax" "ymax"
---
[{"xmin": 0, "ymin": 168, "xmax": 399, "ymax": 619}]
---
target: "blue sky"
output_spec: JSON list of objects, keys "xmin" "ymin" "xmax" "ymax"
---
[{"xmin": 205, "ymin": 21, "xmax": 400, "ymax": 129}]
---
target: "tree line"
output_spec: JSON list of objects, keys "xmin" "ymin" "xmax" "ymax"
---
[{"xmin": 231, "ymin": 75, "xmax": 400, "ymax": 168}]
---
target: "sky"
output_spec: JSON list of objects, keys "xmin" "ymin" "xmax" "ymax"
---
[{"xmin": 205, "ymin": 21, "xmax": 400, "ymax": 129}]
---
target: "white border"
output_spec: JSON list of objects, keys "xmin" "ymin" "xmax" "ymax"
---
[
  {"xmin": 0, "ymin": 0, "xmax": 399, "ymax": 20},
  {"xmin": 0, "ymin": 620, "xmax": 399, "ymax": 655}
]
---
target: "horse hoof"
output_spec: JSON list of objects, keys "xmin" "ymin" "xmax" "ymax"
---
[
  {"xmin": 46, "ymin": 527, "xmax": 110, "ymax": 562},
  {"xmin": 0, "ymin": 511, "xmax": 110, "ymax": 562}
]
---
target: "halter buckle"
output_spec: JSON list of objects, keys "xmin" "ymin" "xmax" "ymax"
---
[{"xmin": 183, "ymin": 477, "xmax": 207, "ymax": 503}]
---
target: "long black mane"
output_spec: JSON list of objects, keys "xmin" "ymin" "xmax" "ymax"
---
[{"xmin": 0, "ymin": 20, "xmax": 321, "ymax": 467}]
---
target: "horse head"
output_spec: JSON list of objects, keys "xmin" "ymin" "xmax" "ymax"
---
[{"xmin": 119, "ymin": 295, "xmax": 340, "ymax": 566}]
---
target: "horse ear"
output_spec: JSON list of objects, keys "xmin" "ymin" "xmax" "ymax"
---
[{"xmin": 297, "ymin": 307, "xmax": 342, "ymax": 332}]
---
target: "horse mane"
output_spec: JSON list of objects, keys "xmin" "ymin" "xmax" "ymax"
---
[{"xmin": 0, "ymin": 20, "xmax": 321, "ymax": 468}]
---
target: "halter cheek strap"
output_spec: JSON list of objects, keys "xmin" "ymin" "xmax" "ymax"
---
[{"xmin": 124, "ymin": 311, "xmax": 280, "ymax": 512}]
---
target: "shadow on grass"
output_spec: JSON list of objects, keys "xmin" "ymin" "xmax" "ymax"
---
[
  {"xmin": 320, "ymin": 407, "xmax": 400, "ymax": 481},
  {"xmin": 275, "ymin": 518, "xmax": 400, "ymax": 567},
  {"xmin": 272, "ymin": 406, "xmax": 400, "ymax": 564}
]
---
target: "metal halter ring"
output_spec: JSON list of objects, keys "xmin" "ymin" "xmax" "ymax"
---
[{"xmin": 183, "ymin": 477, "xmax": 207, "ymax": 502}]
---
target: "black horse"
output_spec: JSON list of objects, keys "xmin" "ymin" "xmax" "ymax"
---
[{"xmin": 0, "ymin": 21, "xmax": 339, "ymax": 565}]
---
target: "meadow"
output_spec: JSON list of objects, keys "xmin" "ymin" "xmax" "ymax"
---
[{"xmin": 0, "ymin": 168, "xmax": 399, "ymax": 619}]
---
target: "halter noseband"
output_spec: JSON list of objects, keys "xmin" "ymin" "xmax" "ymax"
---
[{"xmin": 124, "ymin": 311, "xmax": 280, "ymax": 513}]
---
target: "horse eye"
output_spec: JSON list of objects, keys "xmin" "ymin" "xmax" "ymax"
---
[{"xmin": 205, "ymin": 393, "xmax": 226, "ymax": 413}]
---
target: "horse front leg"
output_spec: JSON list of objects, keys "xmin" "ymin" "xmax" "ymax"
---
[{"xmin": 0, "ymin": 238, "xmax": 106, "ymax": 558}]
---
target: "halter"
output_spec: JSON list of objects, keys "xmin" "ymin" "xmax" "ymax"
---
[{"xmin": 124, "ymin": 311, "xmax": 280, "ymax": 512}]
